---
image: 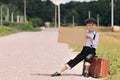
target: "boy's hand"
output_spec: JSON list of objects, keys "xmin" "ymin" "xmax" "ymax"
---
[{"xmin": 86, "ymin": 35, "xmax": 93, "ymax": 43}]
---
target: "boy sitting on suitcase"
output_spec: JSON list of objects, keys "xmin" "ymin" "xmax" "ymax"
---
[{"xmin": 51, "ymin": 18, "xmax": 99, "ymax": 77}]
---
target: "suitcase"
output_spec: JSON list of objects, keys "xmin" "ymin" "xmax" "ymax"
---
[{"xmin": 89, "ymin": 57, "xmax": 110, "ymax": 78}]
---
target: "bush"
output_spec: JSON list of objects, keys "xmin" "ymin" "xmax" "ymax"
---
[
  {"xmin": 15, "ymin": 22, "xmax": 34, "ymax": 31},
  {"xmin": 0, "ymin": 27, "xmax": 13, "ymax": 32},
  {"xmin": 50, "ymin": 22, "xmax": 56, "ymax": 27},
  {"xmin": 3, "ymin": 21, "xmax": 11, "ymax": 26},
  {"xmin": 30, "ymin": 18, "xmax": 43, "ymax": 27},
  {"xmin": 2, "ymin": 20, "xmax": 41, "ymax": 32}
]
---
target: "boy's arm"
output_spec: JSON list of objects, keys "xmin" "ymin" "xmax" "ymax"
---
[{"xmin": 86, "ymin": 33, "xmax": 99, "ymax": 47}]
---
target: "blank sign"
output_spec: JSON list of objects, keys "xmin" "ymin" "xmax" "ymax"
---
[{"xmin": 58, "ymin": 27, "xmax": 86, "ymax": 45}]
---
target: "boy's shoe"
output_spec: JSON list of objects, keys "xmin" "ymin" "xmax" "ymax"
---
[
  {"xmin": 83, "ymin": 72, "xmax": 89, "ymax": 77},
  {"xmin": 51, "ymin": 72, "xmax": 61, "ymax": 77}
]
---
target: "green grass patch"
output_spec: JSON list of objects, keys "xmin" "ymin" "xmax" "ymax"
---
[
  {"xmin": 70, "ymin": 31, "xmax": 120, "ymax": 80},
  {"xmin": 0, "ymin": 26, "xmax": 20, "ymax": 36},
  {"xmin": 0, "ymin": 22, "xmax": 41, "ymax": 37}
]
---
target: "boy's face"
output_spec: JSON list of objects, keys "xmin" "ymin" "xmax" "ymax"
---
[{"xmin": 86, "ymin": 22, "xmax": 96, "ymax": 32}]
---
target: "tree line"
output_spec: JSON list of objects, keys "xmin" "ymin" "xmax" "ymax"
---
[{"xmin": 0, "ymin": 0, "xmax": 120, "ymax": 26}]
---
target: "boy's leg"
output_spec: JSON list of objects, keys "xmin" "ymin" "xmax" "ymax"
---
[
  {"xmin": 83, "ymin": 53, "xmax": 95, "ymax": 77},
  {"xmin": 59, "ymin": 52, "xmax": 87, "ymax": 73},
  {"xmin": 67, "ymin": 49, "xmax": 91, "ymax": 69},
  {"xmin": 83, "ymin": 65, "xmax": 90, "ymax": 77},
  {"xmin": 66, "ymin": 46, "xmax": 92, "ymax": 69},
  {"xmin": 51, "ymin": 46, "xmax": 92, "ymax": 76},
  {"xmin": 51, "ymin": 50, "xmax": 88, "ymax": 76},
  {"xmin": 61, "ymin": 65, "xmax": 68, "ymax": 73}
]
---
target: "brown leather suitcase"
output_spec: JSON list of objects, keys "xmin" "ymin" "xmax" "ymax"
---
[{"xmin": 89, "ymin": 57, "xmax": 110, "ymax": 78}]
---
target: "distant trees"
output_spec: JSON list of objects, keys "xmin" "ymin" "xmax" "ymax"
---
[
  {"xmin": 61, "ymin": 0, "xmax": 120, "ymax": 26},
  {"xmin": 0, "ymin": 0, "xmax": 120, "ymax": 26}
]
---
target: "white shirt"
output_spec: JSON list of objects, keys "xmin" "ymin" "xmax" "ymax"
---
[{"xmin": 85, "ymin": 31, "xmax": 99, "ymax": 49}]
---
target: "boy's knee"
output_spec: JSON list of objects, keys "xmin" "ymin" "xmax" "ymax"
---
[{"xmin": 85, "ymin": 54, "xmax": 94, "ymax": 63}]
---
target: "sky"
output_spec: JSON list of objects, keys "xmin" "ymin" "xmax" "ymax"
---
[{"xmin": 51, "ymin": 0, "xmax": 92, "ymax": 4}]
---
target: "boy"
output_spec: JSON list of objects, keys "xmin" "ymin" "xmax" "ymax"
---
[{"xmin": 51, "ymin": 18, "xmax": 99, "ymax": 77}]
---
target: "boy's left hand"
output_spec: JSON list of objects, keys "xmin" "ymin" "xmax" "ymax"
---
[{"xmin": 86, "ymin": 35, "xmax": 93, "ymax": 43}]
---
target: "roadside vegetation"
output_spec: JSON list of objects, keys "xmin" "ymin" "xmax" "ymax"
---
[
  {"xmin": 0, "ymin": 22, "xmax": 41, "ymax": 37},
  {"xmin": 70, "ymin": 29, "xmax": 120, "ymax": 80}
]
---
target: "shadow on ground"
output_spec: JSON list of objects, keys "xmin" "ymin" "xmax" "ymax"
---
[{"xmin": 30, "ymin": 73, "xmax": 82, "ymax": 77}]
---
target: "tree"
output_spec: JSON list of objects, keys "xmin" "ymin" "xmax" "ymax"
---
[{"xmin": 0, "ymin": 0, "xmax": 120, "ymax": 26}]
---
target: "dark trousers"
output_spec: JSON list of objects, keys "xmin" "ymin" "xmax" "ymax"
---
[{"xmin": 66, "ymin": 46, "xmax": 96, "ymax": 68}]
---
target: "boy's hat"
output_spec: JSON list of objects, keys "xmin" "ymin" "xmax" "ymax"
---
[{"xmin": 85, "ymin": 18, "xmax": 97, "ymax": 24}]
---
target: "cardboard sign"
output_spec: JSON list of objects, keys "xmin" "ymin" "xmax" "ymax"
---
[{"xmin": 58, "ymin": 27, "xmax": 86, "ymax": 45}]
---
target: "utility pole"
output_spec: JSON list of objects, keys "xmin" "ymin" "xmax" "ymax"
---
[
  {"xmin": 88, "ymin": 11, "xmax": 91, "ymax": 18},
  {"xmin": 11, "ymin": 12, "xmax": 14, "ymax": 23},
  {"xmin": 24, "ymin": 0, "xmax": 27, "ymax": 22},
  {"xmin": 97, "ymin": 14, "xmax": 100, "ymax": 26},
  {"xmin": 6, "ymin": 8, "xmax": 9, "ymax": 22},
  {"xmin": 58, "ymin": 1, "xmax": 60, "ymax": 28},
  {"xmin": 1, "ymin": 5, "xmax": 3, "ymax": 26},
  {"xmin": 72, "ymin": 16, "xmax": 75, "ymax": 27},
  {"xmin": 111, "ymin": 0, "xmax": 114, "ymax": 27},
  {"xmin": 55, "ymin": 5, "xmax": 57, "ymax": 27}
]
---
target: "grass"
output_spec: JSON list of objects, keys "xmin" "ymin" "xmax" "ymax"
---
[
  {"xmin": 0, "ymin": 26, "xmax": 20, "ymax": 36},
  {"xmin": 0, "ymin": 25, "xmax": 41, "ymax": 37},
  {"xmin": 98, "ymin": 32, "xmax": 120, "ymax": 80},
  {"xmin": 70, "ymin": 30, "xmax": 120, "ymax": 80}
]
